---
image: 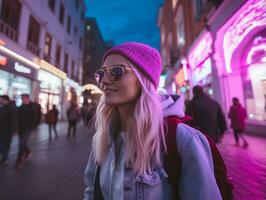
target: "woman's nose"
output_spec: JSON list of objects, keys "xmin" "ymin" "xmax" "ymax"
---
[{"xmin": 101, "ymin": 71, "xmax": 113, "ymax": 84}]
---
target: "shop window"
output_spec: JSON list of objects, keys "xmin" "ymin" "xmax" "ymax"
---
[
  {"xmin": 48, "ymin": 0, "xmax": 56, "ymax": 12},
  {"xmin": 0, "ymin": 0, "xmax": 21, "ymax": 41},
  {"xmin": 64, "ymin": 53, "xmax": 68, "ymax": 74},
  {"xmin": 59, "ymin": 3, "xmax": 65, "ymax": 25},
  {"xmin": 27, "ymin": 16, "xmax": 40, "ymax": 56},
  {"xmin": 44, "ymin": 33, "xmax": 52, "ymax": 62},
  {"xmin": 67, "ymin": 15, "xmax": 71, "ymax": 34},
  {"xmin": 55, "ymin": 43, "xmax": 61, "ymax": 68},
  {"xmin": 245, "ymin": 63, "xmax": 266, "ymax": 121}
]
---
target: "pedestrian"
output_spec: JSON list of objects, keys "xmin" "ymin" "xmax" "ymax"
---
[
  {"xmin": 33, "ymin": 101, "xmax": 42, "ymax": 129},
  {"xmin": 186, "ymin": 85, "xmax": 227, "ymax": 143},
  {"xmin": 84, "ymin": 42, "xmax": 222, "ymax": 200},
  {"xmin": 45, "ymin": 104, "xmax": 59, "ymax": 140},
  {"xmin": 0, "ymin": 95, "xmax": 16, "ymax": 165},
  {"xmin": 228, "ymin": 97, "xmax": 248, "ymax": 147},
  {"xmin": 15, "ymin": 94, "xmax": 35, "ymax": 170},
  {"xmin": 66, "ymin": 103, "xmax": 80, "ymax": 139}
]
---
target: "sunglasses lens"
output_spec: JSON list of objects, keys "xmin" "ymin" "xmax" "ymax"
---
[
  {"xmin": 111, "ymin": 66, "xmax": 124, "ymax": 81},
  {"xmin": 94, "ymin": 70, "xmax": 105, "ymax": 83}
]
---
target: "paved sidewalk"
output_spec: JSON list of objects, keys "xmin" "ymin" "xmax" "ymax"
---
[
  {"xmin": 0, "ymin": 122, "xmax": 93, "ymax": 200},
  {"xmin": 217, "ymin": 132, "xmax": 266, "ymax": 200},
  {"xmin": 0, "ymin": 123, "xmax": 265, "ymax": 200}
]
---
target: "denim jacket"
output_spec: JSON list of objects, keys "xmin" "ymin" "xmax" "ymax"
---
[
  {"xmin": 84, "ymin": 151, "xmax": 172, "ymax": 200},
  {"xmin": 84, "ymin": 96, "xmax": 222, "ymax": 200}
]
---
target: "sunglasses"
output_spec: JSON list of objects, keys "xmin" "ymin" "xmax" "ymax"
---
[{"xmin": 94, "ymin": 65, "xmax": 133, "ymax": 84}]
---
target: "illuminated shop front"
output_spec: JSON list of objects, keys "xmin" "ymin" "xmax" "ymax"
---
[
  {"xmin": 63, "ymin": 78, "xmax": 84, "ymax": 119},
  {"xmin": 215, "ymin": 0, "xmax": 266, "ymax": 125},
  {"xmin": 0, "ymin": 45, "xmax": 39, "ymax": 106},
  {"xmin": 188, "ymin": 31, "xmax": 214, "ymax": 96},
  {"xmin": 174, "ymin": 63, "xmax": 189, "ymax": 99},
  {"xmin": 36, "ymin": 59, "xmax": 66, "ymax": 115}
]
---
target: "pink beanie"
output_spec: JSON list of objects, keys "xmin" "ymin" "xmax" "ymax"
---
[{"xmin": 103, "ymin": 42, "xmax": 162, "ymax": 88}]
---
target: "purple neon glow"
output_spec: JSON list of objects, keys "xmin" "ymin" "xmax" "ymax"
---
[
  {"xmin": 223, "ymin": 0, "xmax": 266, "ymax": 73},
  {"xmin": 246, "ymin": 36, "xmax": 266, "ymax": 65},
  {"xmin": 188, "ymin": 31, "xmax": 212, "ymax": 69}
]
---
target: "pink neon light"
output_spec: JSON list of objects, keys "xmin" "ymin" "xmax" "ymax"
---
[
  {"xmin": 246, "ymin": 36, "xmax": 266, "ymax": 65},
  {"xmin": 223, "ymin": 0, "xmax": 266, "ymax": 73},
  {"xmin": 188, "ymin": 32, "xmax": 212, "ymax": 69},
  {"xmin": 247, "ymin": 43, "xmax": 266, "ymax": 65}
]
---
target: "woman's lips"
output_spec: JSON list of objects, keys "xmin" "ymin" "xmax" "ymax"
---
[{"xmin": 104, "ymin": 88, "xmax": 117, "ymax": 94}]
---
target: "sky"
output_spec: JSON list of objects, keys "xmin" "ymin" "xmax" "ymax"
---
[{"xmin": 84, "ymin": 0, "xmax": 163, "ymax": 50}]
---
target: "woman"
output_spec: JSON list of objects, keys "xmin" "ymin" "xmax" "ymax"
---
[
  {"xmin": 228, "ymin": 97, "xmax": 248, "ymax": 147},
  {"xmin": 84, "ymin": 42, "xmax": 221, "ymax": 200}
]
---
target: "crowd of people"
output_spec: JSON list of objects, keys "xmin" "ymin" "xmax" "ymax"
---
[{"xmin": 0, "ymin": 93, "xmax": 96, "ymax": 169}]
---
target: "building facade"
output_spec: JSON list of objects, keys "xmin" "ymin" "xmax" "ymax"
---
[
  {"xmin": 0, "ymin": 0, "xmax": 86, "ymax": 119},
  {"xmin": 158, "ymin": 0, "xmax": 266, "ymax": 136},
  {"xmin": 83, "ymin": 17, "xmax": 107, "ymax": 85}
]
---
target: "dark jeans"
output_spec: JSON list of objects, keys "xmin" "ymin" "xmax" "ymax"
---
[
  {"xmin": 67, "ymin": 120, "xmax": 77, "ymax": 138},
  {"xmin": 17, "ymin": 130, "xmax": 32, "ymax": 160},
  {"xmin": 0, "ymin": 134, "xmax": 12, "ymax": 161},
  {"xmin": 233, "ymin": 129, "xmax": 246, "ymax": 143},
  {"xmin": 48, "ymin": 123, "xmax": 58, "ymax": 139}
]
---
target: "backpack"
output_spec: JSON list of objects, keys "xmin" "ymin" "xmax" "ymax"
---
[{"xmin": 164, "ymin": 116, "xmax": 233, "ymax": 200}]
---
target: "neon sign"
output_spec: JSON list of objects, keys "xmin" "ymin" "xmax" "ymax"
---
[
  {"xmin": 14, "ymin": 62, "xmax": 31, "ymax": 74},
  {"xmin": 246, "ymin": 36, "xmax": 266, "ymax": 65},
  {"xmin": 0, "ymin": 55, "xmax": 7, "ymax": 66},
  {"xmin": 223, "ymin": 0, "xmax": 266, "ymax": 73}
]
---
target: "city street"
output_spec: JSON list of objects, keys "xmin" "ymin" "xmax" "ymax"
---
[{"xmin": 0, "ymin": 122, "xmax": 265, "ymax": 200}]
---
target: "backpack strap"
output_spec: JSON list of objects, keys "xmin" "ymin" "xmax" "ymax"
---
[{"xmin": 164, "ymin": 116, "xmax": 189, "ymax": 200}]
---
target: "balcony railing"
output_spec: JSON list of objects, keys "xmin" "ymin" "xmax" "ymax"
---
[
  {"xmin": 0, "ymin": 20, "xmax": 18, "ymax": 42},
  {"xmin": 26, "ymin": 41, "xmax": 40, "ymax": 56}
]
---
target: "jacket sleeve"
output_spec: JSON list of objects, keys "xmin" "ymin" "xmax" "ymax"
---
[
  {"xmin": 176, "ymin": 124, "xmax": 222, "ymax": 200},
  {"xmin": 84, "ymin": 151, "xmax": 97, "ymax": 200}
]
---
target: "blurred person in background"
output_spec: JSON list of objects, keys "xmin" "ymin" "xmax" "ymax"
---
[
  {"xmin": 32, "ymin": 101, "xmax": 42, "ymax": 129},
  {"xmin": 15, "ymin": 94, "xmax": 35, "ymax": 170},
  {"xmin": 0, "ymin": 95, "xmax": 16, "ymax": 165},
  {"xmin": 228, "ymin": 97, "xmax": 248, "ymax": 147},
  {"xmin": 66, "ymin": 103, "xmax": 80, "ymax": 139},
  {"xmin": 45, "ymin": 104, "xmax": 59, "ymax": 140},
  {"xmin": 186, "ymin": 85, "xmax": 227, "ymax": 143}
]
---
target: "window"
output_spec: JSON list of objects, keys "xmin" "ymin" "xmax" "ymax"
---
[
  {"xmin": 59, "ymin": 3, "xmax": 65, "ymax": 25},
  {"xmin": 27, "ymin": 15, "xmax": 40, "ymax": 55},
  {"xmin": 48, "ymin": 0, "xmax": 55, "ymax": 12},
  {"xmin": 193, "ymin": 0, "xmax": 209, "ymax": 21},
  {"xmin": 64, "ymin": 53, "xmax": 68, "ymax": 73},
  {"xmin": 0, "ymin": 0, "xmax": 21, "ymax": 41},
  {"xmin": 81, "ymin": 10, "xmax": 84, "ymax": 21},
  {"xmin": 55, "ymin": 44, "xmax": 61, "ymax": 67},
  {"xmin": 44, "ymin": 32, "xmax": 52, "ymax": 62},
  {"xmin": 74, "ymin": 26, "xmax": 77, "ymax": 35},
  {"xmin": 71, "ymin": 60, "xmax": 75, "ymax": 78},
  {"xmin": 67, "ymin": 15, "xmax": 71, "ymax": 33},
  {"xmin": 75, "ymin": 0, "xmax": 79, "ymax": 10},
  {"xmin": 79, "ymin": 37, "xmax": 82, "ymax": 50}
]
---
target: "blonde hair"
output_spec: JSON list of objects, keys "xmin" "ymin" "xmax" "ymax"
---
[{"xmin": 92, "ymin": 64, "xmax": 165, "ymax": 175}]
